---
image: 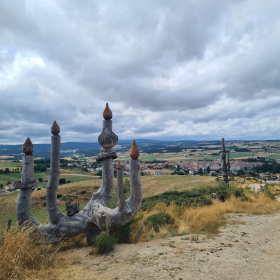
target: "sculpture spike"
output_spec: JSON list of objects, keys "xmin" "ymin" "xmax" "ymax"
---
[
  {"xmin": 22, "ymin": 137, "xmax": 33, "ymax": 155},
  {"xmin": 116, "ymin": 161, "xmax": 122, "ymax": 170},
  {"xmin": 130, "ymin": 140, "xmax": 140, "ymax": 159},
  {"xmin": 51, "ymin": 120, "xmax": 60, "ymax": 135},
  {"xmin": 103, "ymin": 103, "xmax": 112, "ymax": 120}
]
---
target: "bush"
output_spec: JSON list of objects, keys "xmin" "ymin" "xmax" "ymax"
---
[
  {"xmin": 90, "ymin": 233, "xmax": 117, "ymax": 254},
  {"xmin": 234, "ymin": 187, "xmax": 244, "ymax": 198},
  {"xmin": 38, "ymin": 178, "xmax": 43, "ymax": 182},
  {"xmin": 59, "ymin": 178, "xmax": 66, "ymax": 185},
  {"xmin": 110, "ymin": 222, "xmax": 132, "ymax": 244},
  {"xmin": 81, "ymin": 190, "xmax": 86, "ymax": 194},
  {"xmin": 144, "ymin": 212, "xmax": 174, "ymax": 232},
  {"xmin": 57, "ymin": 194, "xmax": 62, "ymax": 199}
]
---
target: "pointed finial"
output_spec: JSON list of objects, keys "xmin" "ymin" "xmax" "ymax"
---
[
  {"xmin": 103, "ymin": 103, "xmax": 112, "ymax": 120},
  {"xmin": 116, "ymin": 161, "xmax": 122, "ymax": 170},
  {"xmin": 130, "ymin": 140, "xmax": 140, "ymax": 159},
  {"xmin": 22, "ymin": 137, "xmax": 33, "ymax": 155},
  {"xmin": 51, "ymin": 121, "xmax": 60, "ymax": 135}
]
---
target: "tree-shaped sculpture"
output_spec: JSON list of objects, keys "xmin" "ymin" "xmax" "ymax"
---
[
  {"xmin": 221, "ymin": 138, "xmax": 229, "ymax": 186},
  {"xmin": 14, "ymin": 104, "xmax": 143, "ymax": 244}
]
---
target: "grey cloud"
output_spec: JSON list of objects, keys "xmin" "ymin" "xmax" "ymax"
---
[{"xmin": 0, "ymin": 0, "xmax": 280, "ymax": 143}]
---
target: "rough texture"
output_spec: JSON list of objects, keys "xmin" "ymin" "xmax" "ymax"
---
[
  {"xmin": 14, "ymin": 114, "xmax": 143, "ymax": 244},
  {"xmin": 64, "ymin": 212, "xmax": 280, "ymax": 280}
]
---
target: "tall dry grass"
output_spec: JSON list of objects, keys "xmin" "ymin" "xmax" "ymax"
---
[
  {"xmin": 127, "ymin": 191, "xmax": 280, "ymax": 242},
  {"xmin": 0, "ymin": 228, "xmax": 64, "ymax": 280}
]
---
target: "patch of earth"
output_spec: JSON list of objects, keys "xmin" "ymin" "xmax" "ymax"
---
[{"xmin": 61, "ymin": 211, "xmax": 280, "ymax": 280}]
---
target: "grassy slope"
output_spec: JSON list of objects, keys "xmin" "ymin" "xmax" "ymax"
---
[{"xmin": 0, "ymin": 175, "xmax": 216, "ymax": 229}]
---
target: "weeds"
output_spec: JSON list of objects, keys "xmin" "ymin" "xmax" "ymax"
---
[{"xmin": 89, "ymin": 232, "xmax": 117, "ymax": 255}]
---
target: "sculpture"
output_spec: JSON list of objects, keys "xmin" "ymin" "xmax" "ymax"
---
[
  {"xmin": 227, "ymin": 151, "xmax": 234, "ymax": 181},
  {"xmin": 14, "ymin": 103, "xmax": 143, "ymax": 244},
  {"xmin": 221, "ymin": 138, "xmax": 229, "ymax": 186}
]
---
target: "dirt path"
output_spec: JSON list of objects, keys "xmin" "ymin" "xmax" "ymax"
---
[{"xmin": 64, "ymin": 212, "xmax": 280, "ymax": 280}]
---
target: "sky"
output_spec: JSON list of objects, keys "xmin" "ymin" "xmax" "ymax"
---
[{"xmin": 0, "ymin": 0, "xmax": 280, "ymax": 144}]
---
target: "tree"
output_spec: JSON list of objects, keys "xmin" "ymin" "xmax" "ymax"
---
[
  {"xmin": 4, "ymin": 168, "xmax": 10, "ymax": 174},
  {"xmin": 237, "ymin": 169, "xmax": 245, "ymax": 176},
  {"xmin": 206, "ymin": 166, "xmax": 210, "ymax": 174},
  {"xmin": 38, "ymin": 178, "xmax": 43, "ymax": 182},
  {"xmin": 59, "ymin": 178, "xmax": 66, "ymax": 185}
]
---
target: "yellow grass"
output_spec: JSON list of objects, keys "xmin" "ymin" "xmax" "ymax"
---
[
  {"xmin": 128, "ymin": 192, "xmax": 280, "ymax": 242},
  {"xmin": 0, "ymin": 228, "xmax": 64, "ymax": 280}
]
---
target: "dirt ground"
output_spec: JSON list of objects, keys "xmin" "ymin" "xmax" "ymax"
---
[{"xmin": 62, "ymin": 211, "xmax": 280, "ymax": 280}]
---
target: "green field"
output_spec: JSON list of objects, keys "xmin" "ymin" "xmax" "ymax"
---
[{"xmin": 0, "ymin": 161, "xmax": 21, "ymax": 171}]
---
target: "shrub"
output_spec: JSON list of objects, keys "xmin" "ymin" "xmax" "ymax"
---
[
  {"xmin": 234, "ymin": 187, "xmax": 244, "ymax": 198},
  {"xmin": 57, "ymin": 193, "xmax": 62, "ymax": 198},
  {"xmin": 81, "ymin": 190, "xmax": 86, "ymax": 194},
  {"xmin": 59, "ymin": 178, "xmax": 66, "ymax": 185},
  {"xmin": 110, "ymin": 222, "xmax": 132, "ymax": 244},
  {"xmin": 89, "ymin": 233, "xmax": 117, "ymax": 255},
  {"xmin": 144, "ymin": 212, "xmax": 174, "ymax": 232},
  {"xmin": 38, "ymin": 178, "xmax": 43, "ymax": 182}
]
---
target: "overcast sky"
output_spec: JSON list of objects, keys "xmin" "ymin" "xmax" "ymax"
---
[{"xmin": 0, "ymin": 0, "xmax": 280, "ymax": 144}]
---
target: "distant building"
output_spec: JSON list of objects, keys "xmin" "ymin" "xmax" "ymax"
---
[{"xmin": 5, "ymin": 184, "xmax": 15, "ymax": 191}]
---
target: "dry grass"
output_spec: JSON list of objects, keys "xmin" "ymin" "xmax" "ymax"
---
[
  {"xmin": 141, "ymin": 175, "xmax": 216, "ymax": 197},
  {"xmin": 126, "ymin": 191, "xmax": 280, "ymax": 242},
  {"xmin": 0, "ymin": 228, "xmax": 64, "ymax": 280}
]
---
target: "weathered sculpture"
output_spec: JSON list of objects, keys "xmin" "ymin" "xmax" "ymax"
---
[
  {"xmin": 227, "ymin": 151, "xmax": 234, "ymax": 181},
  {"xmin": 221, "ymin": 138, "xmax": 229, "ymax": 186},
  {"xmin": 14, "ymin": 104, "xmax": 143, "ymax": 244}
]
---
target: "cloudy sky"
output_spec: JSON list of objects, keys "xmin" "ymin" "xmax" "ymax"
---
[{"xmin": 0, "ymin": 0, "xmax": 280, "ymax": 144}]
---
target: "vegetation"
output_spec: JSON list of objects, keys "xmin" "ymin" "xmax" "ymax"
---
[
  {"xmin": 143, "ymin": 212, "xmax": 174, "ymax": 231},
  {"xmin": 0, "ymin": 228, "xmax": 62, "ymax": 279},
  {"xmin": 89, "ymin": 232, "xmax": 117, "ymax": 255},
  {"xmin": 141, "ymin": 190, "xmax": 212, "ymax": 210}
]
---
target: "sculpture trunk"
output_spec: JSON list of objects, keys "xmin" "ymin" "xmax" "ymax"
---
[
  {"xmin": 14, "ymin": 105, "xmax": 143, "ymax": 245},
  {"xmin": 16, "ymin": 155, "xmax": 39, "ymax": 227},
  {"xmin": 47, "ymin": 135, "xmax": 63, "ymax": 224}
]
